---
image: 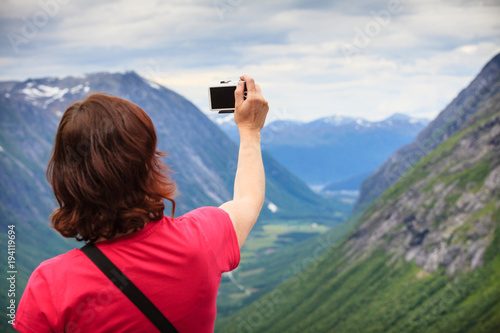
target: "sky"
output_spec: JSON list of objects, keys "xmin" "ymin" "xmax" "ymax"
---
[{"xmin": 1, "ymin": 0, "xmax": 499, "ymax": 123}]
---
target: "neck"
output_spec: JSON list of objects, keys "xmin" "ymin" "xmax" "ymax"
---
[{"xmin": 94, "ymin": 226, "xmax": 144, "ymax": 243}]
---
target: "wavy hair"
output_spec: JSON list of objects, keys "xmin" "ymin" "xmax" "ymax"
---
[{"xmin": 47, "ymin": 93, "xmax": 176, "ymax": 242}]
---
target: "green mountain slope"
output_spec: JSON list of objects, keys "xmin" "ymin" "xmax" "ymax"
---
[
  {"xmin": 216, "ymin": 211, "xmax": 363, "ymax": 319},
  {"xmin": 218, "ymin": 239, "xmax": 500, "ymax": 332},
  {"xmin": 216, "ymin": 107, "xmax": 500, "ymax": 331}
]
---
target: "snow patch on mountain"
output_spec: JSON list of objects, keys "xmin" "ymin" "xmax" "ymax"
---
[
  {"xmin": 22, "ymin": 84, "xmax": 69, "ymax": 108},
  {"xmin": 267, "ymin": 202, "xmax": 278, "ymax": 213},
  {"xmin": 69, "ymin": 84, "xmax": 90, "ymax": 94},
  {"xmin": 21, "ymin": 81, "xmax": 92, "ymax": 109},
  {"xmin": 22, "ymin": 85, "xmax": 66, "ymax": 99},
  {"xmin": 147, "ymin": 81, "xmax": 161, "ymax": 90}
]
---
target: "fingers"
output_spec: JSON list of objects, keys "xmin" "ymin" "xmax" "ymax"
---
[
  {"xmin": 234, "ymin": 80, "xmax": 245, "ymax": 105},
  {"xmin": 240, "ymin": 75, "xmax": 265, "ymax": 103},
  {"xmin": 254, "ymin": 84, "xmax": 262, "ymax": 97},
  {"xmin": 240, "ymin": 75, "xmax": 256, "ymax": 94},
  {"xmin": 237, "ymin": 74, "xmax": 268, "ymax": 109},
  {"xmin": 233, "ymin": 75, "xmax": 269, "ymax": 132},
  {"xmin": 254, "ymin": 84, "xmax": 268, "ymax": 110}
]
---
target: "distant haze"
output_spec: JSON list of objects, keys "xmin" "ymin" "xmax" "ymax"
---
[{"xmin": 213, "ymin": 112, "xmax": 430, "ymax": 188}]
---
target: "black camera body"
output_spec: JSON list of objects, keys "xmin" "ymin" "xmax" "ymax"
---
[{"xmin": 208, "ymin": 80, "xmax": 246, "ymax": 113}]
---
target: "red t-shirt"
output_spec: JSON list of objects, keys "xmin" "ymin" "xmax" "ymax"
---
[{"xmin": 14, "ymin": 207, "xmax": 240, "ymax": 333}]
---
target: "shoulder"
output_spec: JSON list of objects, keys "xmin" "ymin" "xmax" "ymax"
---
[
  {"xmin": 180, "ymin": 206, "xmax": 231, "ymax": 222},
  {"xmin": 178, "ymin": 207, "xmax": 233, "ymax": 237},
  {"xmin": 16, "ymin": 249, "xmax": 86, "ymax": 332},
  {"xmin": 180, "ymin": 207, "xmax": 239, "ymax": 272},
  {"xmin": 32, "ymin": 248, "xmax": 86, "ymax": 279},
  {"xmin": 39, "ymin": 248, "xmax": 85, "ymax": 266},
  {"xmin": 19, "ymin": 249, "xmax": 84, "ymax": 312}
]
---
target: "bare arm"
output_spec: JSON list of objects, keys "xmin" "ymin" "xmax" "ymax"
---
[{"xmin": 219, "ymin": 75, "xmax": 269, "ymax": 248}]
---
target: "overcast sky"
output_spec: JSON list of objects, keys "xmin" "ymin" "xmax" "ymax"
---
[{"xmin": 1, "ymin": 0, "xmax": 499, "ymax": 122}]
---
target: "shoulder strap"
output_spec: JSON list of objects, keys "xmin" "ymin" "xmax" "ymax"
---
[{"xmin": 80, "ymin": 243, "xmax": 178, "ymax": 333}]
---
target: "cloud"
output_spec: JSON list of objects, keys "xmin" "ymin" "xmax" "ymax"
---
[{"xmin": 0, "ymin": 0, "xmax": 499, "ymax": 121}]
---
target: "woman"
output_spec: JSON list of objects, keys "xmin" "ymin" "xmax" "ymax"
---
[{"xmin": 14, "ymin": 75, "xmax": 269, "ymax": 332}]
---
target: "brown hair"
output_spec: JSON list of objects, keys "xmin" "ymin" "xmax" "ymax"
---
[{"xmin": 47, "ymin": 93, "xmax": 176, "ymax": 242}]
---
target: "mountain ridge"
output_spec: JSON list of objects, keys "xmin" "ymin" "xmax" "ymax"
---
[
  {"xmin": 212, "ymin": 111, "xmax": 429, "ymax": 187},
  {"xmin": 0, "ymin": 71, "xmax": 343, "ymax": 220},
  {"xmin": 355, "ymin": 52, "xmax": 500, "ymax": 213}
]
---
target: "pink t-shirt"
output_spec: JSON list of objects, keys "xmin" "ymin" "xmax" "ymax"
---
[{"xmin": 14, "ymin": 207, "xmax": 240, "ymax": 333}]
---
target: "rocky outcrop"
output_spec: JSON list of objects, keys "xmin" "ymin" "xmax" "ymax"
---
[{"xmin": 345, "ymin": 114, "xmax": 500, "ymax": 275}]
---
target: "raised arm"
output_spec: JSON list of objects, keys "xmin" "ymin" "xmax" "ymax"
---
[{"xmin": 219, "ymin": 75, "xmax": 269, "ymax": 248}]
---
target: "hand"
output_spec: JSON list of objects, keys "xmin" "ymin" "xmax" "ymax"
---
[{"xmin": 234, "ymin": 75, "xmax": 269, "ymax": 133}]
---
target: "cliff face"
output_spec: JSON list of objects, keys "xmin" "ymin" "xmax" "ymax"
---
[
  {"xmin": 345, "ymin": 54, "xmax": 500, "ymax": 277},
  {"xmin": 346, "ymin": 111, "xmax": 500, "ymax": 276},
  {"xmin": 355, "ymin": 53, "xmax": 500, "ymax": 213}
]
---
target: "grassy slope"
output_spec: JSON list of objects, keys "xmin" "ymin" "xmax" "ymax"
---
[
  {"xmin": 215, "ymin": 113, "xmax": 500, "ymax": 332},
  {"xmin": 216, "ymin": 205, "xmax": 500, "ymax": 333},
  {"xmin": 216, "ymin": 212, "xmax": 362, "ymax": 320}
]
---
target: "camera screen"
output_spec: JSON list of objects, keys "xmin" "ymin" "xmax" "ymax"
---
[{"xmin": 210, "ymin": 86, "xmax": 236, "ymax": 109}]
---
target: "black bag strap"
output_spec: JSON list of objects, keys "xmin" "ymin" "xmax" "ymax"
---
[{"xmin": 80, "ymin": 243, "xmax": 178, "ymax": 333}]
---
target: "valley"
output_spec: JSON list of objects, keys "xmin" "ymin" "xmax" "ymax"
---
[
  {"xmin": 2, "ymin": 52, "xmax": 499, "ymax": 333},
  {"xmin": 215, "ymin": 53, "xmax": 500, "ymax": 332}
]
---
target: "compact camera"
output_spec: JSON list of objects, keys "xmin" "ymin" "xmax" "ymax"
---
[{"xmin": 208, "ymin": 80, "xmax": 247, "ymax": 113}]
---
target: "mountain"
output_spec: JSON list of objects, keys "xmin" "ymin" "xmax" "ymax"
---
[
  {"xmin": 211, "ymin": 112, "xmax": 429, "ymax": 189},
  {"xmin": 0, "ymin": 71, "xmax": 345, "ymax": 221},
  {"xmin": 215, "ymin": 62, "xmax": 500, "ymax": 332},
  {"xmin": 0, "ymin": 72, "xmax": 348, "ymax": 331},
  {"xmin": 355, "ymin": 53, "xmax": 500, "ymax": 213},
  {"xmin": 322, "ymin": 171, "xmax": 372, "ymax": 192}
]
